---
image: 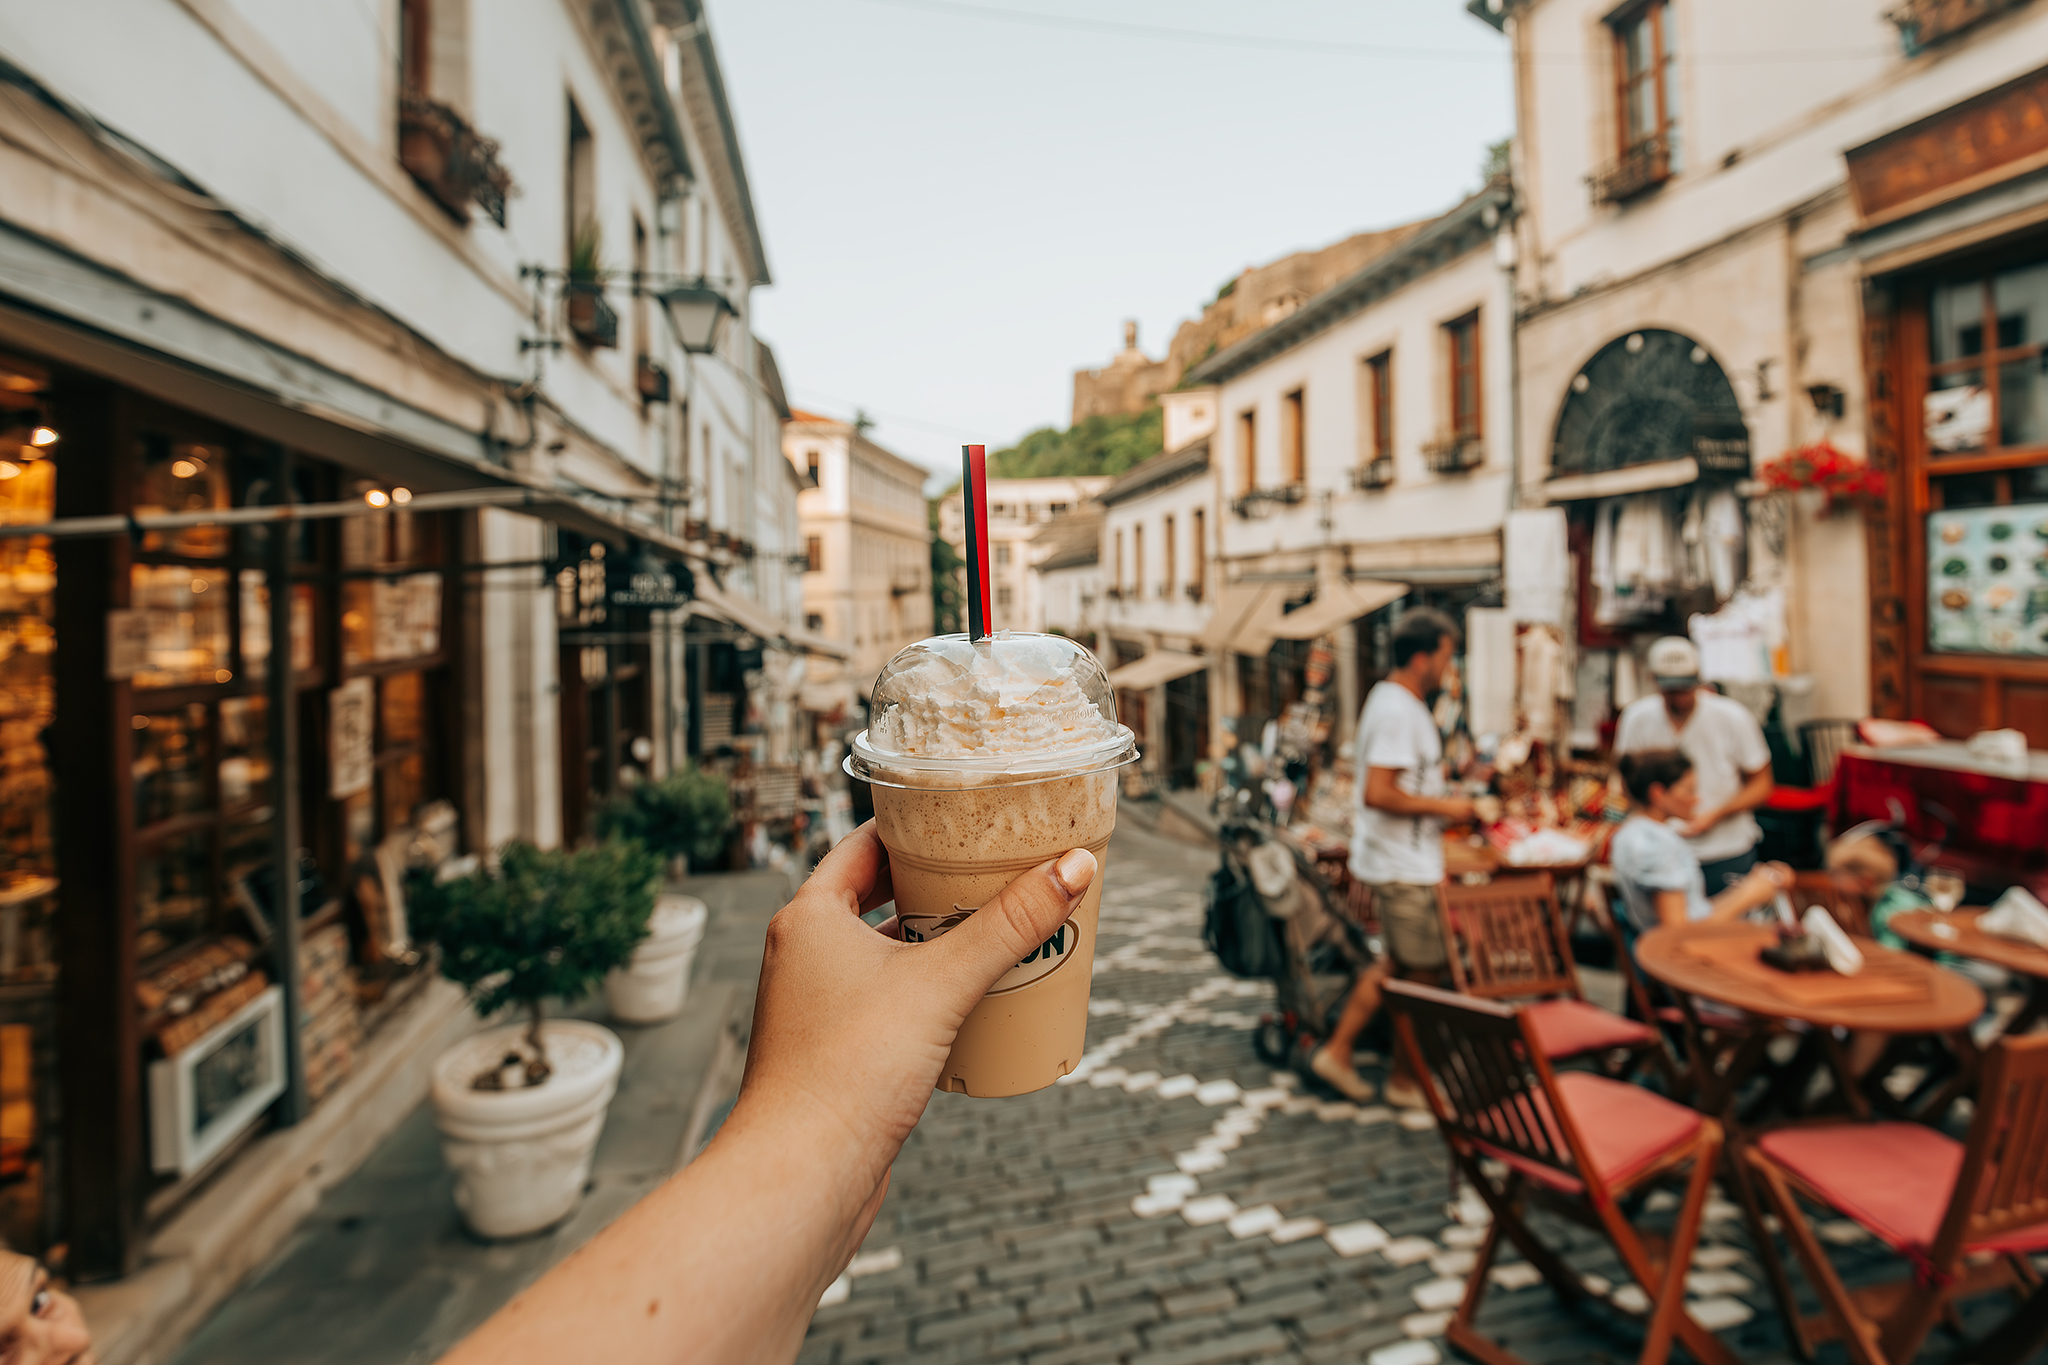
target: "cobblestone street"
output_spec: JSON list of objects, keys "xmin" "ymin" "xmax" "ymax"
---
[{"xmin": 801, "ymin": 819, "xmax": 1932, "ymax": 1365}]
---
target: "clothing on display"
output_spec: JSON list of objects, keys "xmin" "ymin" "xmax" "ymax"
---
[
  {"xmin": 1505, "ymin": 508, "xmax": 1571, "ymax": 627},
  {"xmin": 1517, "ymin": 625, "xmax": 1567, "ymax": 743},
  {"xmin": 1688, "ymin": 588, "xmax": 1785, "ymax": 685},
  {"xmin": 1590, "ymin": 487, "xmax": 1747, "ymax": 625}
]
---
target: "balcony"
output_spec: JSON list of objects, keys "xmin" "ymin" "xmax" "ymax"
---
[
  {"xmin": 1352, "ymin": 458, "xmax": 1395, "ymax": 491},
  {"xmin": 1422, "ymin": 435, "xmax": 1484, "ymax": 475},
  {"xmin": 636, "ymin": 356, "xmax": 671, "ymax": 404},
  {"xmin": 1184, "ymin": 582, "xmax": 1205, "ymax": 604},
  {"xmin": 1229, "ymin": 484, "xmax": 1308, "ymax": 520},
  {"xmin": 1587, "ymin": 132, "xmax": 1673, "ymax": 206},
  {"xmin": 890, "ymin": 567, "xmax": 923, "ymax": 597},
  {"xmin": 398, "ymin": 97, "xmax": 514, "ymax": 227},
  {"xmin": 565, "ymin": 281, "xmax": 619, "ymax": 349},
  {"xmin": 1889, "ymin": 0, "xmax": 2029, "ymax": 53}
]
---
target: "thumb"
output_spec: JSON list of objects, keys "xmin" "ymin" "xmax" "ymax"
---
[{"xmin": 933, "ymin": 848, "xmax": 1097, "ymax": 997}]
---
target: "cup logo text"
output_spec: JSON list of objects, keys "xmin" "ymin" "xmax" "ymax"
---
[{"xmin": 899, "ymin": 905, "xmax": 1085, "ymax": 994}]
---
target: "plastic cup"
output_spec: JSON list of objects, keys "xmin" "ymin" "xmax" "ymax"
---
[{"xmin": 848, "ymin": 633, "xmax": 1136, "ymax": 1097}]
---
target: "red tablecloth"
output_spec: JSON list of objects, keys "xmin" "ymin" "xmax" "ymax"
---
[{"xmin": 1834, "ymin": 747, "xmax": 2048, "ymax": 882}]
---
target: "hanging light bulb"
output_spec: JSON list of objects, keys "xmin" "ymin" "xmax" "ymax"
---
[
  {"xmin": 391, "ymin": 487, "xmax": 413, "ymax": 505},
  {"xmin": 364, "ymin": 489, "xmax": 391, "ymax": 508},
  {"xmin": 28, "ymin": 427, "xmax": 56, "ymax": 447}
]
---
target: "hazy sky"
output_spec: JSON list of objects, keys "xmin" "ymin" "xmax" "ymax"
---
[{"xmin": 712, "ymin": 0, "xmax": 1514, "ymax": 483}]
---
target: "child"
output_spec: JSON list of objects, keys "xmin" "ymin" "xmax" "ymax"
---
[{"xmin": 1610, "ymin": 749, "xmax": 1791, "ymax": 936}]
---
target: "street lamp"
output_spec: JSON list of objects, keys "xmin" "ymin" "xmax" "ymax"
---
[{"xmin": 659, "ymin": 282, "xmax": 737, "ymax": 354}]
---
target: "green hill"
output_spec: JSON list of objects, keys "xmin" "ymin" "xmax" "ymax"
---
[{"xmin": 987, "ymin": 407, "xmax": 1162, "ymax": 479}]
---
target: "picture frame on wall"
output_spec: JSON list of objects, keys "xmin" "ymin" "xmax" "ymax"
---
[{"xmin": 147, "ymin": 985, "xmax": 286, "ymax": 1175}]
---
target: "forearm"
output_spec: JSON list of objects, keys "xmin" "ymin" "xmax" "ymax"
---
[
  {"xmin": 1366, "ymin": 792, "xmax": 1467, "ymax": 820},
  {"xmin": 1701, "ymin": 770, "xmax": 1774, "ymax": 828},
  {"xmin": 442, "ymin": 1096, "xmax": 880, "ymax": 1365}
]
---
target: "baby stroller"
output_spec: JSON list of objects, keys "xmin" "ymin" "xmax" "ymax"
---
[{"xmin": 1205, "ymin": 814, "xmax": 1383, "ymax": 1078}]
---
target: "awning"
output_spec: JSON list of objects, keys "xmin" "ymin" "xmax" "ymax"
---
[
  {"xmin": 689, "ymin": 581, "xmax": 852, "ymax": 660},
  {"xmin": 1197, "ymin": 582, "xmax": 1287, "ymax": 655},
  {"xmin": 1266, "ymin": 578, "xmax": 1407, "ymax": 641},
  {"xmin": 1536, "ymin": 457, "xmax": 1698, "ymax": 504},
  {"xmin": 1106, "ymin": 650, "xmax": 1210, "ymax": 691}
]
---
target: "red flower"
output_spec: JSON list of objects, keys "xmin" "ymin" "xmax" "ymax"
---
[{"xmin": 1758, "ymin": 441, "xmax": 1884, "ymax": 513}]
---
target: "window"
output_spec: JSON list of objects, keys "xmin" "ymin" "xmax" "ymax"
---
[
  {"xmin": 565, "ymin": 98, "xmax": 595, "ymax": 271},
  {"xmin": 1365, "ymin": 351, "xmax": 1394, "ymax": 460},
  {"xmin": 631, "ymin": 215, "xmax": 649, "ymax": 363},
  {"xmin": 1238, "ymin": 410, "xmax": 1257, "ymax": 494},
  {"xmin": 1113, "ymin": 529, "xmax": 1124, "ymax": 594},
  {"xmin": 991, "ymin": 502, "xmax": 1010, "ymax": 518},
  {"xmin": 996, "ymin": 586, "xmax": 1014, "ymax": 609},
  {"xmin": 805, "ymin": 613, "xmax": 824, "ymax": 632},
  {"xmin": 994, "ymin": 543, "xmax": 1012, "ymax": 567},
  {"xmin": 400, "ymin": 0, "xmax": 432, "ymax": 95},
  {"xmin": 1613, "ymin": 1, "xmax": 1678, "ymax": 166},
  {"xmin": 1446, "ymin": 312, "xmax": 1482, "ymax": 440},
  {"xmin": 805, "ymin": 449, "xmax": 819, "ymax": 486},
  {"xmin": 1133, "ymin": 524, "xmax": 1144, "ymax": 597},
  {"xmin": 1926, "ymin": 263, "xmax": 2048, "ymax": 456},
  {"xmin": 1190, "ymin": 509, "xmax": 1206, "ymax": 595},
  {"xmin": 804, "ymin": 535, "xmax": 822, "ymax": 573},
  {"xmin": 1163, "ymin": 515, "xmax": 1176, "ymax": 595},
  {"xmin": 1282, "ymin": 389, "xmax": 1305, "ymax": 485},
  {"xmin": 1049, "ymin": 502, "xmax": 1068, "ymax": 515}
]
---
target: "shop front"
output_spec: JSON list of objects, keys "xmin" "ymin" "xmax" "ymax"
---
[{"xmin": 1856, "ymin": 65, "xmax": 2048, "ymax": 748}]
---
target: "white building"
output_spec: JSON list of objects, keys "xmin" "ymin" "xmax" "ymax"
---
[
  {"xmin": 1183, "ymin": 183, "xmax": 1516, "ymax": 751},
  {"xmin": 0, "ymin": 0, "xmax": 831, "ymax": 1336},
  {"xmin": 1032, "ymin": 505, "xmax": 1105, "ymax": 642},
  {"xmin": 784, "ymin": 411, "xmax": 932, "ymax": 712},
  {"xmin": 939, "ymin": 475, "xmax": 1110, "ymax": 632},
  {"xmin": 1484, "ymin": 0, "xmax": 2048, "ymax": 742},
  {"xmin": 1096, "ymin": 389, "xmax": 1221, "ymax": 786}
]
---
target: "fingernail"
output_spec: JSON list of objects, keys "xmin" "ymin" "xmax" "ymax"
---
[{"xmin": 1053, "ymin": 848, "xmax": 1096, "ymax": 897}]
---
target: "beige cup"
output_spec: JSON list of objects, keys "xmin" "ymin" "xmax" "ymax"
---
[{"xmin": 849, "ymin": 632, "xmax": 1136, "ymax": 1097}]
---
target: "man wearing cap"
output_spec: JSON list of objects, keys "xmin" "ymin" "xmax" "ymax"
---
[{"xmin": 1614, "ymin": 636, "xmax": 1775, "ymax": 892}]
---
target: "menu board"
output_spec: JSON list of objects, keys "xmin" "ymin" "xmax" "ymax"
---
[{"xmin": 1928, "ymin": 503, "xmax": 2048, "ymax": 655}]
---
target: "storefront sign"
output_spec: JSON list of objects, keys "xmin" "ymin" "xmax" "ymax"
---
[
  {"xmin": 1927, "ymin": 503, "xmax": 2048, "ymax": 656},
  {"xmin": 329, "ymin": 676, "xmax": 374, "ymax": 798},
  {"xmin": 371, "ymin": 573, "xmax": 442, "ymax": 661},
  {"xmin": 1848, "ymin": 65, "xmax": 2048, "ymax": 224},
  {"xmin": 606, "ymin": 552, "xmax": 692, "ymax": 610},
  {"xmin": 105, "ymin": 609, "xmax": 149, "ymax": 679}
]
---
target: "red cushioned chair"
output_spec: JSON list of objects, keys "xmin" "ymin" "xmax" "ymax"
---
[
  {"xmin": 1385, "ymin": 979, "xmax": 1737, "ymax": 1365},
  {"xmin": 1437, "ymin": 873, "xmax": 1683, "ymax": 1092},
  {"xmin": 1747, "ymin": 1033, "xmax": 2048, "ymax": 1364}
]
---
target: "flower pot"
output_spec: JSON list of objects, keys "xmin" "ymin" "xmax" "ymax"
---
[
  {"xmin": 430, "ymin": 1019, "xmax": 623, "ymax": 1239},
  {"xmin": 605, "ymin": 894, "xmax": 707, "ymax": 1024}
]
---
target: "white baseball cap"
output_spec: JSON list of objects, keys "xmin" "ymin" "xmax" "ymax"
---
[{"xmin": 1644, "ymin": 636, "xmax": 1701, "ymax": 690}]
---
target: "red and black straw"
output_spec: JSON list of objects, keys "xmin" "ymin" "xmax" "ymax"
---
[{"xmin": 962, "ymin": 444, "xmax": 992, "ymax": 639}]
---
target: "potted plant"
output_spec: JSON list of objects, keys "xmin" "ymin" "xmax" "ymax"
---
[
  {"xmin": 593, "ymin": 767, "xmax": 731, "ymax": 1023},
  {"xmin": 564, "ymin": 220, "xmax": 618, "ymax": 348},
  {"xmin": 409, "ymin": 837, "xmax": 658, "ymax": 1238}
]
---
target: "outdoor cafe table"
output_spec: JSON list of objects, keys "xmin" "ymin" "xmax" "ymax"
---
[
  {"xmin": 1635, "ymin": 920, "xmax": 1985, "ymax": 1119},
  {"xmin": 1887, "ymin": 907, "xmax": 2048, "ymax": 1115}
]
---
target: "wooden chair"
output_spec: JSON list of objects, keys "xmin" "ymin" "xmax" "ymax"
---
[
  {"xmin": 1438, "ymin": 873, "xmax": 1680, "ymax": 1090},
  {"xmin": 1384, "ymin": 980, "xmax": 1737, "ymax": 1365},
  {"xmin": 1747, "ymin": 1032, "xmax": 2048, "ymax": 1364}
]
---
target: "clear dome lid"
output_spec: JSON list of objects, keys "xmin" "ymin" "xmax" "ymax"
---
[{"xmin": 848, "ymin": 632, "xmax": 1137, "ymax": 786}]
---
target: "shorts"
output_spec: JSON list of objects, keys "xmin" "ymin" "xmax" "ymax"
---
[{"xmin": 1370, "ymin": 882, "xmax": 1447, "ymax": 972}]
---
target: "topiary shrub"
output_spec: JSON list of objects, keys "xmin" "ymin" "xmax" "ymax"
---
[
  {"xmin": 594, "ymin": 764, "xmax": 732, "ymax": 871},
  {"xmin": 409, "ymin": 838, "xmax": 660, "ymax": 1088}
]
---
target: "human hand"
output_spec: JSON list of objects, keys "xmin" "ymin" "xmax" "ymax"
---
[
  {"xmin": 1754, "ymin": 861, "xmax": 1794, "ymax": 891},
  {"xmin": 1680, "ymin": 810, "xmax": 1723, "ymax": 840},
  {"xmin": 722, "ymin": 823, "xmax": 1096, "ymax": 1256}
]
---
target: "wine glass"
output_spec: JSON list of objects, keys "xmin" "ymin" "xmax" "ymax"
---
[{"xmin": 1924, "ymin": 867, "xmax": 1966, "ymax": 914}]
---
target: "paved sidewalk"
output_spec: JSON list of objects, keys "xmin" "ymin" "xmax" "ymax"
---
[
  {"xmin": 802, "ymin": 821, "xmax": 2008, "ymax": 1365},
  {"xmin": 165, "ymin": 868, "xmax": 791, "ymax": 1365}
]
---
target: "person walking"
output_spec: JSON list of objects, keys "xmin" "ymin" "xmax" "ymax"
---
[
  {"xmin": 1614, "ymin": 636, "xmax": 1773, "ymax": 894},
  {"xmin": 1351, "ymin": 607, "xmax": 1476, "ymax": 1107}
]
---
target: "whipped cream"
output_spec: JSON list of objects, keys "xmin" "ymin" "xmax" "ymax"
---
[{"xmin": 866, "ymin": 633, "xmax": 1121, "ymax": 759}]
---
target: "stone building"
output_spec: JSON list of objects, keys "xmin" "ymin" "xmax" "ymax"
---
[
  {"xmin": 938, "ymin": 475, "xmax": 1111, "ymax": 632},
  {"xmin": 784, "ymin": 411, "xmax": 931, "ymax": 712}
]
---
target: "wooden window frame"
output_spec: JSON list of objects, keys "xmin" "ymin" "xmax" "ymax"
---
[
  {"xmin": 1237, "ymin": 410, "xmax": 1257, "ymax": 495},
  {"xmin": 804, "ymin": 535, "xmax": 822, "ymax": 573},
  {"xmin": 1163, "ymin": 514, "xmax": 1176, "ymax": 597},
  {"xmin": 1446, "ymin": 311, "xmax": 1483, "ymax": 441},
  {"xmin": 1611, "ymin": 0, "xmax": 1675, "ymax": 159},
  {"xmin": 1282, "ymin": 388, "xmax": 1306, "ymax": 487},
  {"xmin": 1133, "ymin": 524, "xmax": 1145, "ymax": 597},
  {"xmin": 1366, "ymin": 351, "xmax": 1394, "ymax": 462},
  {"xmin": 1878, "ymin": 245, "xmax": 2048, "ymax": 739},
  {"xmin": 1190, "ymin": 508, "xmax": 1206, "ymax": 596}
]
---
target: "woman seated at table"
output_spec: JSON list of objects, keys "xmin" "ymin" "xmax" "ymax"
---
[{"xmin": 1612, "ymin": 750, "xmax": 1793, "ymax": 937}]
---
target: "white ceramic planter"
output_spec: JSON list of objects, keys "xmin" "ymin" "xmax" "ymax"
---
[
  {"xmin": 605, "ymin": 893, "xmax": 707, "ymax": 1024},
  {"xmin": 430, "ymin": 1019, "xmax": 624, "ymax": 1239}
]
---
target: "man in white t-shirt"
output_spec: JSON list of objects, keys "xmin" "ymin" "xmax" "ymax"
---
[
  {"xmin": 1350, "ymin": 608, "xmax": 1476, "ymax": 1107},
  {"xmin": 1613, "ymin": 636, "xmax": 1775, "ymax": 894}
]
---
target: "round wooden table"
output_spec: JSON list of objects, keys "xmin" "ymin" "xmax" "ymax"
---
[
  {"xmin": 1889, "ymin": 908, "xmax": 2048, "ymax": 983},
  {"xmin": 1637, "ymin": 920, "xmax": 1984, "ymax": 1033}
]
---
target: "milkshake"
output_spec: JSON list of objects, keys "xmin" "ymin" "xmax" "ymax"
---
[{"xmin": 848, "ymin": 633, "xmax": 1137, "ymax": 1097}]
